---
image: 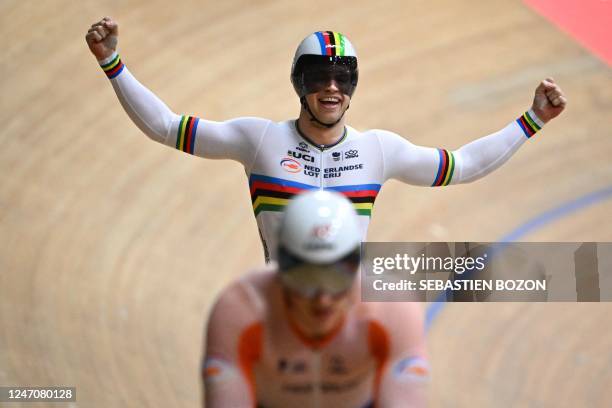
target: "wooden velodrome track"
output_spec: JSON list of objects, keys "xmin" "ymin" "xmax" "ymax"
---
[{"xmin": 1, "ymin": 0, "xmax": 611, "ymax": 406}]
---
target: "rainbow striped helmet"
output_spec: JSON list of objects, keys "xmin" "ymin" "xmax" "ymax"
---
[{"xmin": 291, "ymin": 31, "xmax": 359, "ymax": 98}]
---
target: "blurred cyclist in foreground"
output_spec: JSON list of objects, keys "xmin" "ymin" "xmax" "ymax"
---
[{"xmin": 203, "ymin": 190, "xmax": 428, "ymax": 407}]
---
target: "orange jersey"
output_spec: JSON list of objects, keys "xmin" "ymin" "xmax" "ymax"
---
[{"xmin": 204, "ymin": 267, "xmax": 429, "ymax": 407}]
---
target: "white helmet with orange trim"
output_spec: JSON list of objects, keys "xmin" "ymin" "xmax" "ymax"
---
[{"xmin": 277, "ymin": 190, "xmax": 361, "ymax": 296}]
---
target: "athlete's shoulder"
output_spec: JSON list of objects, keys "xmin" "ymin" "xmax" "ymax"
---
[
  {"xmin": 209, "ymin": 265, "xmax": 276, "ymax": 324},
  {"xmin": 241, "ymin": 264, "xmax": 278, "ymax": 294},
  {"xmin": 359, "ymin": 301, "xmax": 424, "ymax": 331},
  {"xmin": 223, "ymin": 116, "xmax": 273, "ymax": 129},
  {"xmin": 343, "ymin": 125, "xmax": 384, "ymax": 145},
  {"xmin": 275, "ymin": 119, "xmax": 305, "ymax": 134},
  {"xmin": 248, "ymin": 119, "xmax": 301, "ymax": 138},
  {"xmin": 345, "ymin": 126, "xmax": 405, "ymax": 142},
  {"xmin": 371, "ymin": 128, "xmax": 404, "ymax": 140},
  {"xmin": 345, "ymin": 125, "xmax": 373, "ymax": 137}
]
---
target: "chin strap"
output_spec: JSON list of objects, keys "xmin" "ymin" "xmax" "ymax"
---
[{"xmin": 300, "ymin": 96, "xmax": 349, "ymax": 129}]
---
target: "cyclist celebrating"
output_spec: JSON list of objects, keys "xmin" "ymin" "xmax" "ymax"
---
[
  {"xmin": 86, "ymin": 17, "xmax": 567, "ymax": 261},
  {"xmin": 203, "ymin": 190, "xmax": 428, "ymax": 407}
]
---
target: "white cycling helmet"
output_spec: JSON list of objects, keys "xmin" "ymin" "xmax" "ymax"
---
[
  {"xmin": 278, "ymin": 190, "xmax": 360, "ymax": 264},
  {"xmin": 290, "ymin": 31, "xmax": 359, "ymax": 98},
  {"xmin": 290, "ymin": 31, "xmax": 359, "ymax": 128},
  {"xmin": 277, "ymin": 190, "xmax": 361, "ymax": 296}
]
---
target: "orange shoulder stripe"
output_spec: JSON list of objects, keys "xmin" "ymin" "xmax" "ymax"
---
[
  {"xmin": 368, "ymin": 320, "xmax": 390, "ymax": 403},
  {"xmin": 238, "ymin": 322, "xmax": 263, "ymax": 404}
]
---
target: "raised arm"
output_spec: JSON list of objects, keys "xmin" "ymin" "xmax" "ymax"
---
[
  {"xmin": 86, "ymin": 17, "xmax": 269, "ymax": 168},
  {"xmin": 379, "ymin": 79, "xmax": 567, "ymax": 186}
]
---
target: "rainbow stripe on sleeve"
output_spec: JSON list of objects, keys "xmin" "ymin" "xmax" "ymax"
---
[
  {"xmin": 176, "ymin": 115, "xmax": 200, "ymax": 154},
  {"xmin": 100, "ymin": 54, "xmax": 125, "ymax": 79},
  {"xmin": 516, "ymin": 111, "xmax": 542, "ymax": 138},
  {"xmin": 432, "ymin": 149, "xmax": 455, "ymax": 187},
  {"xmin": 249, "ymin": 174, "xmax": 381, "ymax": 217}
]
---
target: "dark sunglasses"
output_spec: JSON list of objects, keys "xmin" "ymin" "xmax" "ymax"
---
[
  {"xmin": 303, "ymin": 66, "xmax": 357, "ymax": 95},
  {"xmin": 278, "ymin": 247, "xmax": 360, "ymax": 298}
]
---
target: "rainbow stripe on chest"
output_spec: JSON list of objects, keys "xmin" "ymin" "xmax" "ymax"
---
[{"xmin": 249, "ymin": 174, "xmax": 381, "ymax": 217}]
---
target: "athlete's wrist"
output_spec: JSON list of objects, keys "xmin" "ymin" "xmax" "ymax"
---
[
  {"xmin": 98, "ymin": 51, "xmax": 118, "ymax": 65},
  {"xmin": 527, "ymin": 108, "xmax": 545, "ymax": 128},
  {"xmin": 99, "ymin": 51, "xmax": 125, "ymax": 79},
  {"xmin": 516, "ymin": 109, "xmax": 544, "ymax": 138}
]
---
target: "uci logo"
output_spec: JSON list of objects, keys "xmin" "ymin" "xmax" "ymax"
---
[
  {"xmin": 280, "ymin": 158, "xmax": 302, "ymax": 173},
  {"xmin": 288, "ymin": 150, "xmax": 315, "ymax": 163}
]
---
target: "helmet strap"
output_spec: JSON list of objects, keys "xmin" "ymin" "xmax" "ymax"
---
[{"xmin": 300, "ymin": 96, "xmax": 349, "ymax": 129}]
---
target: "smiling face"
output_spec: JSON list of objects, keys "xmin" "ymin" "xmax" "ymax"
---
[
  {"xmin": 302, "ymin": 82, "xmax": 351, "ymax": 127},
  {"xmin": 297, "ymin": 62, "xmax": 356, "ymax": 127},
  {"xmin": 304, "ymin": 92, "xmax": 350, "ymax": 125}
]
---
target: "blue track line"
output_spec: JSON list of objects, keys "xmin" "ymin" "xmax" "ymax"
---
[{"xmin": 424, "ymin": 185, "xmax": 612, "ymax": 331}]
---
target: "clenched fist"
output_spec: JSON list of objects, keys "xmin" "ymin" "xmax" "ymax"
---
[
  {"xmin": 531, "ymin": 78, "xmax": 567, "ymax": 123},
  {"xmin": 86, "ymin": 17, "xmax": 118, "ymax": 61}
]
